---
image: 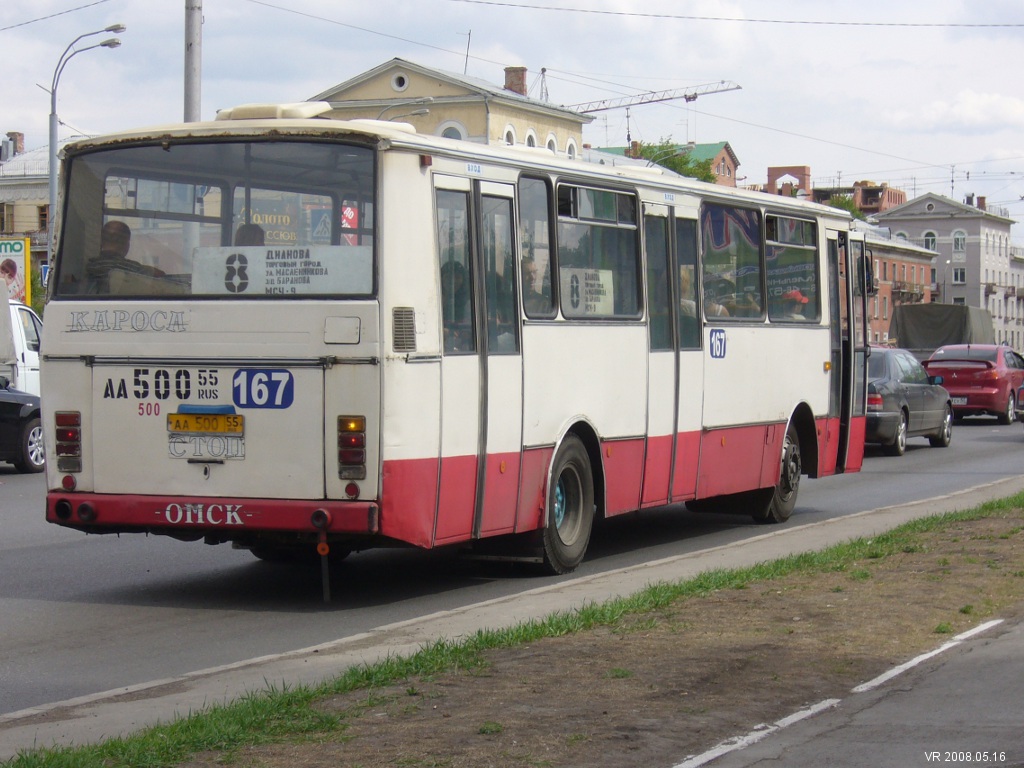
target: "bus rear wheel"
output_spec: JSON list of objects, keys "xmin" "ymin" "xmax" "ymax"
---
[
  {"xmin": 541, "ymin": 435, "xmax": 595, "ymax": 575},
  {"xmin": 751, "ymin": 422, "xmax": 801, "ymax": 524}
]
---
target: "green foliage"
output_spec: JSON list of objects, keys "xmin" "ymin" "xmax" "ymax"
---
[
  {"xmin": 825, "ymin": 194, "xmax": 866, "ymax": 220},
  {"xmin": 29, "ymin": 262, "xmax": 45, "ymax": 318},
  {"xmin": 635, "ymin": 138, "xmax": 717, "ymax": 183}
]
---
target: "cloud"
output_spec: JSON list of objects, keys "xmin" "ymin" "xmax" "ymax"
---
[{"xmin": 887, "ymin": 90, "xmax": 1024, "ymax": 133}]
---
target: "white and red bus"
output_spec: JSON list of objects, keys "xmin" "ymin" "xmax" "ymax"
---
[{"xmin": 42, "ymin": 102, "xmax": 869, "ymax": 578}]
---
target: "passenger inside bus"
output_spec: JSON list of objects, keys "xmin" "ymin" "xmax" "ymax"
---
[
  {"xmin": 85, "ymin": 220, "xmax": 165, "ymax": 293},
  {"xmin": 521, "ymin": 256, "xmax": 552, "ymax": 315},
  {"xmin": 440, "ymin": 259, "xmax": 472, "ymax": 353},
  {"xmin": 781, "ymin": 289, "xmax": 809, "ymax": 319},
  {"xmin": 234, "ymin": 223, "xmax": 265, "ymax": 246}
]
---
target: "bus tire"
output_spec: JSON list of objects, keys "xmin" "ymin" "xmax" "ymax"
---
[
  {"xmin": 541, "ymin": 435, "xmax": 595, "ymax": 575},
  {"xmin": 751, "ymin": 422, "xmax": 801, "ymax": 524}
]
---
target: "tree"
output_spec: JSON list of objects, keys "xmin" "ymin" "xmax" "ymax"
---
[
  {"xmin": 634, "ymin": 138, "xmax": 716, "ymax": 184},
  {"xmin": 825, "ymin": 194, "xmax": 865, "ymax": 220}
]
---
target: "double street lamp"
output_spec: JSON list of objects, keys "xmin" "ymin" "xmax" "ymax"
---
[{"xmin": 48, "ymin": 24, "xmax": 125, "ymax": 254}]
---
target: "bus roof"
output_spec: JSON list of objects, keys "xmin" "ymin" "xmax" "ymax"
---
[{"xmin": 62, "ymin": 103, "xmax": 850, "ymax": 221}]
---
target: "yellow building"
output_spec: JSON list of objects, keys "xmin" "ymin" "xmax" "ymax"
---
[{"xmin": 310, "ymin": 58, "xmax": 593, "ymax": 159}]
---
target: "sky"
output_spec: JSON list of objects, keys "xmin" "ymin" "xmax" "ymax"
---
[{"xmin": 5, "ymin": 0, "xmax": 1024, "ymax": 237}]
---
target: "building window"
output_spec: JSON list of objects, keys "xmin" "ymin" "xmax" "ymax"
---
[
  {"xmin": 565, "ymin": 139, "xmax": 578, "ymax": 160},
  {"xmin": 952, "ymin": 267, "xmax": 966, "ymax": 284},
  {"xmin": 39, "ymin": 205, "xmax": 49, "ymax": 233},
  {"xmin": 525, "ymin": 130, "xmax": 537, "ymax": 148},
  {"xmin": 953, "ymin": 230, "xmax": 966, "ymax": 252},
  {"xmin": 390, "ymin": 72, "xmax": 410, "ymax": 92},
  {"xmin": 0, "ymin": 203, "xmax": 12, "ymax": 234},
  {"xmin": 504, "ymin": 126, "xmax": 516, "ymax": 146},
  {"xmin": 439, "ymin": 121, "xmax": 466, "ymax": 141},
  {"xmin": 923, "ymin": 231, "xmax": 936, "ymax": 250},
  {"xmin": 545, "ymin": 134, "xmax": 558, "ymax": 154}
]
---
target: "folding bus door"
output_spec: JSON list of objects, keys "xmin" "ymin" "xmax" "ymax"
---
[
  {"xmin": 826, "ymin": 229, "xmax": 868, "ymax": 475},
  {"xmin": 433, "ymin": 176, "xmax": 523, "ymax": 544}
]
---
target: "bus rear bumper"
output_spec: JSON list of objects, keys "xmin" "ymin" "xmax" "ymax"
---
[{"xmin": 46, "ymin": 493, "xmax": 379, "ymax": 537}]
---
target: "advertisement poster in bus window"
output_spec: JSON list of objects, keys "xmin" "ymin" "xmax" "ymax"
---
[
  {"xmin": 0, "ymin": 238, "xmax": 30, "ymax": 304},
  {"xmin": 700, "ymin": 206, "xmax": 760, "ymax": 310}
]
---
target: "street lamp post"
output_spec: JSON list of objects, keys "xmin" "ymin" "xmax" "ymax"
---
[
  {"xmin": 376, "ymin": 97, "xmax": 433, "ymax": 120},
  {"xmin": 48, "ymin": 24, "xmax": 125, "ymax": 257}
]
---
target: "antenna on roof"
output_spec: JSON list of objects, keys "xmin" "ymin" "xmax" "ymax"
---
[{"xmin": 460, "ymin": 30, "xmax": 472, "ymax": 74}]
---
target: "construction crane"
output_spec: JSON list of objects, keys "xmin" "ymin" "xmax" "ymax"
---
[{"xmin": 568, "ymin": 80, "xmax": 741, "ymax": 114}]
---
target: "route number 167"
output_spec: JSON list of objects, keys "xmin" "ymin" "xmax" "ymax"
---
[{"xmin": 231, "ymin": 369, "xmax": 295, "ymax": 409}]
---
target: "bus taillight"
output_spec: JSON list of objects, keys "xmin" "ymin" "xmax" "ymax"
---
[
  {"xmin": 54, "ymin": 411, "xmax": 83, "ymax": 474},
  {"xmin": 338, "ymin": 416, "xmax": 367, "ymax": 480}
]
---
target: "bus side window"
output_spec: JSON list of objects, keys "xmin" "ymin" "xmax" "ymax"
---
[
  {"xmin": 435, "ymin": 190, "xmax": 475, "ymax": 354},
  {"xmin": 675, "ymin": 218, "xmax": 701, "ymax": 349},
  {"xmin": 644, "ymin": 215, "xmax": 672, "ymax": 351},
  {"xmin": 518, "ymin": 177, "xmax": 556, "ymax": 318}
]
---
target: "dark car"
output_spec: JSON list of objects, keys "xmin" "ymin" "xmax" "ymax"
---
[
  {"xmin": 0, "ymin": 375, "xmax": 44, "ymax": 473},
  {"xmin": 866, "ymin": 346, "xmax": 953, "ymax": 456},
  {"xmin": 922, "ymin": 344, "xmax": 1024, "ymax": 424}
]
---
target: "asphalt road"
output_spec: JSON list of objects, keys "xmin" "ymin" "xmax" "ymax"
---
[
  {"xmin": 1, "ymin": 417, "xmax": 1023, "ymax": 759},
  {"xmin": 682, "ymin": 617, "xmax": 1024, "ymax": 768}
]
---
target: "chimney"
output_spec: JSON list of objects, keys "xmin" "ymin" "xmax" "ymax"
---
[
  {"xmin": 977, "ymin": 196, "xmax": 987, "ymax": 211},
  {"xmin": 503, "ymin": 66, "xmax": 527, "ymax": 96},
  {"xmin": 5, "ymin": 132, "xmax": 24, "ymax": 155}
]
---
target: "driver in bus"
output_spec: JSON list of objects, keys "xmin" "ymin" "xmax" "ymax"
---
[{"xmin": 86, "ymin": 220, "xmax": 165, "ymax": 292}]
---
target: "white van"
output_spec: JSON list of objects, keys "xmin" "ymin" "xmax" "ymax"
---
[{"xmin": 0, "ymin": 292, "xmax": 42, "ymax": 396}]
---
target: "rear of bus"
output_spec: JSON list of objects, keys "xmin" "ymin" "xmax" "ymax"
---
[{"xmin": 43, "ymin": 115, "xmax": 387, "ymax": 559}]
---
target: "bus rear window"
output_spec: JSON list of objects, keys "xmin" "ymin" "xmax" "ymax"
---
[{"xmin": 55, "ymin": 140, "xmax": 375, "ymax": 299}]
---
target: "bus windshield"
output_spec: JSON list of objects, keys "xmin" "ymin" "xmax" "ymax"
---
[{"xmin": 54, "ymin": 139, "xmax": 376, "ymax": 299}]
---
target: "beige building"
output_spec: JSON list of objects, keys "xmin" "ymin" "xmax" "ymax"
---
[{"xmin": 310, "ymin": 58, "xmax": 593, "ymax": 159}]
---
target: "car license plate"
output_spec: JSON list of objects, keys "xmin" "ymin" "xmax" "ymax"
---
[
  {"xmin": 167, "ymin": 412, "xmax": 245, "ymax": 435},
  {"xmin": 951, "ymin": 397, "xmax": 968, "ymax": 406}
]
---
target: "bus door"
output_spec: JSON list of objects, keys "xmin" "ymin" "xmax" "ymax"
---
[
  {"xmin": 434, "ymin": 177, "xmax": 523, "ymax": 543},
  {"xmin": 640, "ymin": 206, "xmax": 703, "ymax": 506},
  {"xmin": 641, "ymin": 205, "xmax": 676, "ymax": 506},
  {"xmin": 826, "ymin": 229, "xmax": 868, "ymax": 474}
]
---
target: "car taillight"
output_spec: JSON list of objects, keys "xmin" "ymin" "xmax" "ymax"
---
[
  {"xmin": 867, "ymin": 394, "xmax": 883, "ymax": 412},
  {"xmin": 338, "ymin": 416, "xmax": 367, "ymax": 480},
  {"xmin": 55, "ymin": 411, "xmax": 82, "ymax": 473}
]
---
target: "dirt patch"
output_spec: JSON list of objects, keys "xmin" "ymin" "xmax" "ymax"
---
[{"xmin": 193, "ymin": 511, "xmax": 1024, "ymax": 768}]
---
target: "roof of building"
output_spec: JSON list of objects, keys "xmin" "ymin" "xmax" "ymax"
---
[
  {"xmin": 0, "ymin": 143, "xmax": 51, "ymax": 178},
  {"xmin": 310, "ymin": 57, "xmax": 594, "ymax": 125},
  {"xmin": 875, "ymin": 191, "xmax": 1015, "ymax": 225}
]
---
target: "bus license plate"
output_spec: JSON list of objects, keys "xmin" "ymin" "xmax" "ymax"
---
[{"xmin": 167, "ymin": 413, "xmax": 245, "ymax": 435}]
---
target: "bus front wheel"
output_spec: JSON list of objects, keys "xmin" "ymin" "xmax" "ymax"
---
[
  {"xmin": 751, "ymin": 422, "xmax": 801, "ymax": 525},
  {"xmin": 541, "ymin": 435, "xmax": 595, "ymax": 575}
]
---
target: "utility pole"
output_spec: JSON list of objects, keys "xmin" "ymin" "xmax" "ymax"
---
[{"xmin": 184, "ymin": 0, "xmax": 202, "ymax": 122}]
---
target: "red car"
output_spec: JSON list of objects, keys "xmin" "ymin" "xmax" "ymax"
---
[{"xmin": 923, "ymin": 344, "xmax": 1024, "ymax": 424}]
